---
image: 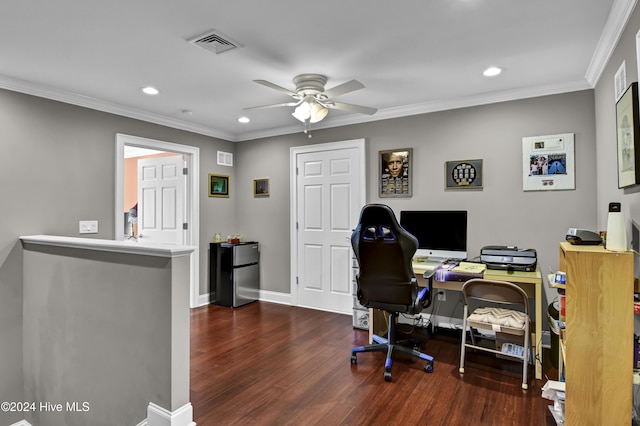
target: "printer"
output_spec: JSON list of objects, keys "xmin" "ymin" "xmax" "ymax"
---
[{"xmin": 480, "ymin": 245, "xmax": 537, "ymax": 272}]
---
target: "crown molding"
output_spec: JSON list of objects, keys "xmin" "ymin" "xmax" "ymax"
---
[
  {"xmin": 235, "ymin": 79, "xmax": 593, "ymax": 141},
  {"xmin": 0, "ymin": 71, "xmax": 596, "ymax": 143},
  {"xmin": 0, "ymin": 74, "xmax": 235, "ymax": 141},
  {"xmin": 585, "ymin": 0, "xmax": 638, "ymax": 86}
]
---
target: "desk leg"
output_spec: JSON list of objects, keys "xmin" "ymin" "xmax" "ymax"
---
[{"xmin": 535, "ymin": 283, "xmax": 542, "ymax": 380}]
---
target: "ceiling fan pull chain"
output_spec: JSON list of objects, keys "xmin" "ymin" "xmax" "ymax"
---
[{"xmin": 305, "ymin": 119, "xmax": 313, "ymax": 138}]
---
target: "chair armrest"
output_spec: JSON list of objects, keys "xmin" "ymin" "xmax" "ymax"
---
[
  {"xmin": 423, "ymin": 269, "xmax": 436, "ymax": 280},
  {"xmin": 417, "ymin": 270, "xmax": 434, "ymax": 308}
]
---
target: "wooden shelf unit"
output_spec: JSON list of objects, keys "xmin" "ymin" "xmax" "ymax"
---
[{"xmin": 558, "ymin": 242, "xmax": 633, "ymax": 425}]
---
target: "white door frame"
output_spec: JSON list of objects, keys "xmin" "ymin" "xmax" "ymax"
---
[
  {"xmin": 289, "ymin": 138, "xmax": 366, "ymax": 308},
  {"xmin": 115, "ymin": 133, "xmax": 200, "ymax": 308}
]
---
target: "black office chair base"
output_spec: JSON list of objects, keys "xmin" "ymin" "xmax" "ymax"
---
[{"xmin": 351, "ymin": 313, "xmax": 434, "ymax": 381}]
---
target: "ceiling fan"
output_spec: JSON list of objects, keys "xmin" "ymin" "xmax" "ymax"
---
[{"xmin": 244, "ymin": 74, "xmax": 377, "ymax": 134}]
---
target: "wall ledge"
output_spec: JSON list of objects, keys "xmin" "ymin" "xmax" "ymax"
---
[{"xmin": 20, "ymin": 235, "xmax": 196, "ymax": 258}]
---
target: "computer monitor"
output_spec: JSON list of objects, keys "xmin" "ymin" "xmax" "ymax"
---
[{"xmin": 399, "ymin": 210, "xmax": 468, "ymax": 260}]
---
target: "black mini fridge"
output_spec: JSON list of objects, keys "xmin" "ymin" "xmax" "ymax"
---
[{"xmin": 210, "ymin": 242, "xmax": 260, "ymax": 307}]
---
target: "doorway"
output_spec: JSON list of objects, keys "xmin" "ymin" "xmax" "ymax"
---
[
  {"xmin": 289, "ymin": 139, "xmax": 366, "ymax": 314},
  {"xmin": 115, "ymin": 133, "xmax": 201, "ymax": 308}
]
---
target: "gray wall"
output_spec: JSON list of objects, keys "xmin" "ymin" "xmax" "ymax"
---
[
  {"xmin": 593, "ymin": 3, "xmax": 640, "ymax": 331},
  {"xmin": 594, "ymin": 2, "xmax": 640, "ymax": 255},
  {"xmin": 236, "ymin": 90, "xmax": 598, "ymax": 313},
  {"xmin": 22, "ymin": 244, "xmax": 189, "ymax": 426},
  {"xmin": 0, "ymin": 89, "xmax": 233, "ymax": 425}
]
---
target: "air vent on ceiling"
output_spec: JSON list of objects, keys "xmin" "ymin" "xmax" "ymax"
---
[{"xmin": 187, "ymin": 29, "xmax": 243, "ymax": 54}]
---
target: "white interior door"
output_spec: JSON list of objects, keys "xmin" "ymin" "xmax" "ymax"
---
[
  {"xmin": 138, "ymin": 155, "xmax": 185, "ymax": 244},
  {"xmin": 292, "ymin": 140, "xmax": 365, "ymax": 314}
]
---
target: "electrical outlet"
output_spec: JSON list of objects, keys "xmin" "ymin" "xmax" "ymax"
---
[
  {"xmin": 437, "ymin": 291, "xmax": 446, "ymax": 301},
  {"xmin": 79, "ymin": 220, "xmax": 98, "ymax": 234}
]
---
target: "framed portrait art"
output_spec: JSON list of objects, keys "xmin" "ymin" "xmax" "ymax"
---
[
  {"xmin": 208, "ymin": 174, "xmax": 229, "ymax": 197},
  {"xmin": 254, "ymin": 178, "xmax": 269, "ymax": 197},
  {"xmin": 616, "ymin": 82, "xmax": 640, "ymax": 188},
  {"xmin": 379, "ymin": 148, "xmax": 412, "ymax": 198}
]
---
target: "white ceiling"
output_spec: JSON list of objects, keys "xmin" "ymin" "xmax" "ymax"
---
[{"xmin": 0, "ymin": 0, "xmax": 630, "ymax": 142}]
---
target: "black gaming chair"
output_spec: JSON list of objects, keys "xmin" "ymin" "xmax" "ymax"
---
[{"xmin": 350, "ymin": 204, "xmax": 435, "ymax": 381}]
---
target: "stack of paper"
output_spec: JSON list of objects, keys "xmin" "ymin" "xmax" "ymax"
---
[
  {"xmin": 542, "ymin": 380, "xmax": 565, "ymax": 424},
  {"xmin": 452, "ymin": 262, "xmax": 487, "ymax": 273}
]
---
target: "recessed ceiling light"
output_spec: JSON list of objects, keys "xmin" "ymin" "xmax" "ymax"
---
[
  {"xmin": 238, "ymin": 116, "xmax": 250, "ymax": 124},
  {"xmin": 483, "ymin": 67, "xmax": 502, "ymax": 77},
  {"xmin": 141, "ymin": 86, "xmax": 159, "ymax": 95}
]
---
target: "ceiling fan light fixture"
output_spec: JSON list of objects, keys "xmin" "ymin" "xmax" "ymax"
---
[
  {"xmin": 309, "ymin": 103, "xmax": 328, "ymax": 123},
  {"xmin": 292, "ymin": 102, "xmax": 311, "ymax": 122}
]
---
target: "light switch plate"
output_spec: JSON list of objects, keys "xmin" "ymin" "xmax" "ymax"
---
[{"xmin": 79, "ymin": 220, "xmax": 98, "ymax": 234}]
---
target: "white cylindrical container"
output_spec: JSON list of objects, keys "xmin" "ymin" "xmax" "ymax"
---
[{"xmin": 605, "ymin": 202, "xmax": 627, "ymax": 251}]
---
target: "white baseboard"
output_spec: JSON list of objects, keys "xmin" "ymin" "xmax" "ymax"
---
[
  {"xmin": 258, "ymin": 290, "xmax": 291, "ymax": 305},
  {"xmin": 196, "ymin": 290, "xmax": 291, "ymax": 308},
  {"xmin": 9, "ymin": 421, "xmax": 33, "ymax": 426},
  {"xmin": 196, "ymin": 293, "xmax": 210, "ymax": 307},
  {"xmin": 136, "ymin": 402, "xmax": 195, "ymax": 426}
]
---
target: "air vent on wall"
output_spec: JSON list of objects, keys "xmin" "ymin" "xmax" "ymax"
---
[
  {"xmin": 217, "ymin": 151, "xmax": 233, "ymax": 167},
  {"xmin": 187, "ymin": 29, "xmax": 243, "ymax": 54}
]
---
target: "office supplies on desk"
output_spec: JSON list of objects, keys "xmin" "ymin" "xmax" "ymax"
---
[
  {"xmin": 435, "ymin": 261, "xmax": 484, "ymax": 282},
  {"xmin": 565, "ymin": 228, "xmax": 602, "ymax": 245},
  {"xmin": 480, "ymin": 245, "xmax": 537, "ymax": 271},
  {"xmin": 453, "ymin": 262, "xmax": 486, "ymax": 273}
]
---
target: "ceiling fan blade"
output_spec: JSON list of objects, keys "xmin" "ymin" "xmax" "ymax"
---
[
  {"xmin": 253, "ymin": 80, "xmax": 298, "ymax": 97},
  {"xmin": 327, "ymin": 101, "xmax": 377, "ymax": 115},
  {"xmin": 243, "ymin": 101, "xmax": 300, "ymax": 111},
  {"xmin": 320, "ymin": 80, "xmax": 365, "ymax": 99}
]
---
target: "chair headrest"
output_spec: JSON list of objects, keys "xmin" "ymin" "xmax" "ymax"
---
[
  {"xmin": 359, "ymin": 204, "xmax": 399, "ymax": 229},
  {"xmin": 362, "ymin": 225, "xmax": 396, "ymax": 241}
]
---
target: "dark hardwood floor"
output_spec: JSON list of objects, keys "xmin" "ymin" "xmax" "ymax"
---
[{"xmin": 191, "ymin": 302, "xmax": 556, "ymax": 426}]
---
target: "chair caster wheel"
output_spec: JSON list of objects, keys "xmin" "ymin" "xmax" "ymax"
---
[
  {"xmin": 350, "ymin": 355, "xmax": 357, "ymax": 365},
  {"xmin": 424, "ymin": 362, "xmax": 434, "ymax": 373},
  {"xmin": 384, "ymin": 371, "xmax": 392, "ymax": 382}
]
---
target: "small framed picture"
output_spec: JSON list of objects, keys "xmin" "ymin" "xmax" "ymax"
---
[
  {"xmin": 208, "ymin": 174, "xmax": 229, "ymax": 197},
  {"xmin": 616, "ymin": 82, "xmax": 640, "ymax": 188},
  {"xmin": 379, "ymin": 148, "xmax": 412, "ymax": 198},
  {"xmin": 445, "ymin": 159, "xmax": 483, "ymax": 189},
  {"xmin": 254, "ymin": 178, "xmax": 270, "ymax": 197}
]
